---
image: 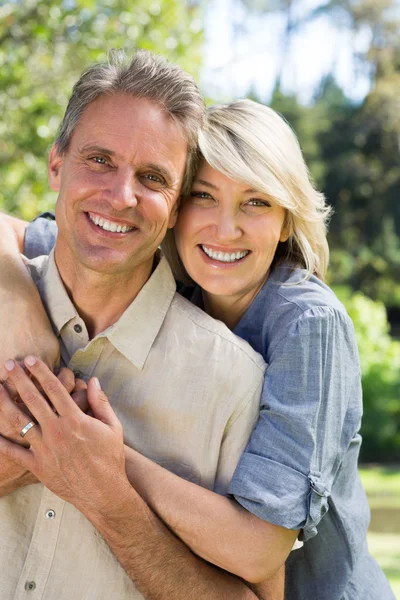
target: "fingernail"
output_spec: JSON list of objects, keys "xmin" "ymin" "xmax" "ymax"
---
[
  {"xmin": 4, "ymin": 360, "xmax": 15, "ymax": 372},
  {"xmin": 25, "ymin": 355, "xmax": 37, "ymax": 367},
  {"xmin": 94, "ymin": 377, "xmax": 101, "ymax": 390}
]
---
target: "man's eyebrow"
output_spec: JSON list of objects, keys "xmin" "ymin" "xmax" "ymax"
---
[
  {"xmin": 79, "ymin": 148, "xmax": 174, "ymax": 182},
  {"xmin": 80, "ymin": 145, "xmax": 117, "ymax": 156},
  {"xmin": 145, "ymin": 163, "xmax": 174, "ymax": 184}
]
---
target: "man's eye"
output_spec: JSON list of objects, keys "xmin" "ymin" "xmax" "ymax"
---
[
  {"xmin": 92, "ymin": 156, "xmax": 108, "ymax": 165},
  {"xmin": 146, "ymin": 174, "xmax": 162, "ymax": 183}
]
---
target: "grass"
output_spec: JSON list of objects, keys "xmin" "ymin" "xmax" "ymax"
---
[
  {"xmin": 359, "ymin": 465, "xmax": 400, "ymax": 508},
  {"xmin": 360, "ymin": 465, "xmax": 400, "ymax": 599},
  {"xmin": 367, "ymin": 533, "xmax": 400, "ymax": 599}
]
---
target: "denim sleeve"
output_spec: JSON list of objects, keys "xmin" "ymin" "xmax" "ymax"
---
[
  {"xmin": 228, "ymin": 306, "xmax": 362, "ymax": 541},
  {"xmin": 24, "ymin": 213, "xmax": 57, "ymax": 259}
]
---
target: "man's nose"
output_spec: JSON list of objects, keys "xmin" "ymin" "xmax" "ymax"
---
[{"xmin": 108, "ymin": 169, "xmax": 137, "ymax": 211}]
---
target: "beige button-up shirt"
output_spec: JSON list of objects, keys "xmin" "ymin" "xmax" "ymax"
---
[{"xmin": 0, "ymin": 251, "xmax": 265, "ymax": 600}]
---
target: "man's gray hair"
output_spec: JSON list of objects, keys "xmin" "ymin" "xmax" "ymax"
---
[{"xmin": 55, "ymin": 49, "xmax": 205, "ymax": 195}]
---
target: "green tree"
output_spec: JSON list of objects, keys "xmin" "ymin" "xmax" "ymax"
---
[
  {"xmin": 335, "ymin": 287, "xmax": 400, "ymax": 461},
  {"xmin": 0, "ymin": 0, "xmax": 203, "ymax": 219}
]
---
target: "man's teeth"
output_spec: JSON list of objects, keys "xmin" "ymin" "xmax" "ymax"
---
[
  {"xmin": 88, "ymin": 213, "xmax": 134, "ymax": 233},
  {"xmin": 201, "ymin": 245, "xmax": 249, "ymax": 262}
]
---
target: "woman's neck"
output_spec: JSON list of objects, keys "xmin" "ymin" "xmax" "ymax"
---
[{"xmin": 202, "ymin": 281, "xmax": 265, "ymax": 331}]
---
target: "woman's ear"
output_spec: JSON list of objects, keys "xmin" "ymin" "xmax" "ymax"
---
[
  {"xmin": 280, "ymin": 213, "xmax": 291, "ymax": 243},
  {"xmin": 48, "ymin": 144, "xmax": 64, "ymax": 192},
  {"xmin": 279, "ymin": 228, "xmax": 290, "ymax": 243}
]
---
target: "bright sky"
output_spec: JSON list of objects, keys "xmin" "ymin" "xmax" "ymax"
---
[{"xmin": 201, "ymin": 0, "xmax": 372, "ymax": 103}]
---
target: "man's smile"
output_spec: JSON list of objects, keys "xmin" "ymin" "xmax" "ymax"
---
[{"xmin": 86, "ymin": 211, "xmax": 137, "ymax": 235}]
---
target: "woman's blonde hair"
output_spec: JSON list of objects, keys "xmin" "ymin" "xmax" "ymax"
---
[{"xmin": 162, "ymin": 98, "xmax": 332, "ymax": 282}]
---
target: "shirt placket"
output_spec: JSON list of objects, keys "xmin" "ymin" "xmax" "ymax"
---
[{"xmin": 14, "ymin": 489, "xmax": 65, "ymax": 600}]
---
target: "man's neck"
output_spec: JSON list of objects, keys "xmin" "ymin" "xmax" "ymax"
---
[{"xmin": 54, "ymin": 248, "xmax": 154, "ymax": 339}]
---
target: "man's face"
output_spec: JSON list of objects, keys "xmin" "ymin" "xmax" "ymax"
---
[{"xmin": 49, "ymin": 93, "xmax": 188, "ymax": 277}]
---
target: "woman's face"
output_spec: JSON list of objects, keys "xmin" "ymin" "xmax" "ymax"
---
[{"xmin": 175, "ymin": 161, "xmax": 288, "ymax": 301}]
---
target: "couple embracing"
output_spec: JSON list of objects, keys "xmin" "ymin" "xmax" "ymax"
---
[{"xmin": 0, "ymin": 49, "xmax": 394, "ymax": 599}]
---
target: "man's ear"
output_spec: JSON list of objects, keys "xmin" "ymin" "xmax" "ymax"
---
[
  {"xmin": 48, "ymin": 144, "xmax": 64, "ymax": 192},
  {"xmin": 167, "ymin": 199, "xmax": 179, "ymax": 229}
]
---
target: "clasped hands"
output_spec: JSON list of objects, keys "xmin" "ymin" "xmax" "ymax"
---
[{"xmin": 0, "ymin": 357, "xmax": 128, "ymax": 514}]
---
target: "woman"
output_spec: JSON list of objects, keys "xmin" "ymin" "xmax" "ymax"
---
[{"xmin": 0, "ymin": 100, "xmax": 394, "ymax": 599}]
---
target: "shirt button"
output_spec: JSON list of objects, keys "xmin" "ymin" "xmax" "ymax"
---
[
  {"xmin": 46, "ymin": 509, "xmax": 56, "ymax": 519},
  {"xmin": 74, "ymin": 324, "xmax": 83, "ymax": 333},
  {"xmin": 74, "ymin": 371, "xmax": 82, "ymax": 379},
  {"xmin": 25, "ymin": 581, "xmax": 36, "ymax": 591}
]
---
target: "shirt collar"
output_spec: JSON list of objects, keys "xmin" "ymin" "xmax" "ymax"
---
[{"xmin": 37, "ymin": 250, "xmax": 177, "ymax": 370}]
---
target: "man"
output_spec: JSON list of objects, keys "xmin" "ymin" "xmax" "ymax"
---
[{"xmin": 0, "ymin": 50, "xmax": 290, "ymax": 599}]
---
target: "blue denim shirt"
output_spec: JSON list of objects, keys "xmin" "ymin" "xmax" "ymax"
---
[
  {"xmin": 25, "ymin": 217, "xmax": 394, "ymax": 600},
  {"xmin": 228, "ymin": 266, "xmax": 394, "ymax": 599}
]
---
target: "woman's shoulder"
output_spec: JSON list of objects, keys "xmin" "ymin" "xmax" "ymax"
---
[
  {"xmin": 265, "ymin": 265, "xmax": 349, "ymax": 321},
  {"xmin": 236, "ymin": 265, "xmax": 355, "ymax": 358}
]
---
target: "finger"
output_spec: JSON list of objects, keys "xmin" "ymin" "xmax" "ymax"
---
[
  {"xmin": 87, "ymin": 378, "xmax": 120, "ymax": 429},
  {"xmin": 74, "ymin": 378, "xmax": 88, "ymax": 393},
  {"xmin": 4, "ymin": 360, "xmax": 56, "ymax": 423},
  {"xmin": 71, "ymin": 389, "xmax": 89, "ymax": 413},
  {"xmin": 0, "ymin": 435, "xmax": 35, "ymax": 472},
  {"xmin": 1, "ymin": 361, "xmax": 27, "ymax": 401},
  {"xmin": 57, "ymin": 368, "xmax": 76, "ymax": 394},
  {"xmin": 0, "ymin": 383, "xmax": 41, "ymax": 445},
  {"xmin": 22, "ymin": 356, "xmax": 78, "ymax": 417}
]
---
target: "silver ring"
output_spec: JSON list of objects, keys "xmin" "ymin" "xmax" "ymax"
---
[{"xmin": 20, "ymin": 421, "xmax": 36, "ymax": 438}]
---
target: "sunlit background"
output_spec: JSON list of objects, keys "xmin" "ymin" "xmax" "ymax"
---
[{"xmin": 0, "ymin": 0, "xmax": 399, "ymax": 595}]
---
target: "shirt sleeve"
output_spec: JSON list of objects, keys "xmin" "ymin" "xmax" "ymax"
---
[
  {"xmin": 24, "ymin": 213, "xmax": 57, "ymax": 259},
  {"xmin": 228, "ymin": 306, "xmax": 362, "ymax": 541},
  {"xmin": 213, "ymin": 373, "xmax": 264, "ymax": 496}
]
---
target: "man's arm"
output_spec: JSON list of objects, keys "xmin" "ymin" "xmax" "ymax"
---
[{"xmin": 0, "ymin": 359, "xmax": 278, "ymax": 600}]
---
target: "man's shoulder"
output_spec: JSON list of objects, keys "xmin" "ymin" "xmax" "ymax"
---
[{"xmin": 168, "ymin": 292, "xmax": 266, "ymax": 375}]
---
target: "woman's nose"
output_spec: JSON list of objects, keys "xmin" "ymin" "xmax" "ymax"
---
[{"xmin": 214, "ymin": 212, "xmax": 241, "ymax": 241}]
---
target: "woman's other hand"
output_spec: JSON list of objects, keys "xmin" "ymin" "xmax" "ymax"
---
[{"xmin": 0, "ymin": 214, "xmax": 60, "ymax": 380}]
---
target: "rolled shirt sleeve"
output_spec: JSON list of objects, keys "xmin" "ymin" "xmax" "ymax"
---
[
  {"xmin": 228, "ymin": 305, "xmax": 362, "ymax": 541},
  {"xmin": 24, "ymin": 213, "xmax": 57, "ymax": 258}
]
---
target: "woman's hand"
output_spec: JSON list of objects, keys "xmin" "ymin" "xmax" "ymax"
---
[{"xmin": 0, "ymin": 367, "xmax": 88, "ymax": 498}]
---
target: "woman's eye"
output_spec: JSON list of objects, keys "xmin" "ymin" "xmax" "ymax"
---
[
  {"xmin": 246, "ymin": 199, "xmax": 270, "ymax": 207},
  {"xmin": 191, "ymin": 191, "xmax": 213, "ymax": 200}
]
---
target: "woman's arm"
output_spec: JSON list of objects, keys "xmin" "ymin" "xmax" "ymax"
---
[
  {"xmin": 0, "ymin": 214, "xmax": 60, "ymax": 380},
  {"xmin": 124, "ymin": 446, "xmax": 297, "ymax": 584}
]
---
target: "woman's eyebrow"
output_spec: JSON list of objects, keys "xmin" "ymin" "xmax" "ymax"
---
[{"xmin": 193, "ymin": 179, "xmax": 218, "ymax": 190}]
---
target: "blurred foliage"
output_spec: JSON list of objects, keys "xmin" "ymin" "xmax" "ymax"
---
[
  {"xmin": 0, "ymin": 0, "xmax": 203, "ymax": 219},
  {"xmin": 270, "ymin": 70, "xmax": 400, "ymax": 311},
  {"xmin": 335, "ymin": 287, "xmax": 400, "ymax": 462}
]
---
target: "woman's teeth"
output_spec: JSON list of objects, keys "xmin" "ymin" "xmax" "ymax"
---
[
  {"xmin": 88, "ymin": 213, "xmax": 134, "ymax": 233},
  {"xmin": 201, "ymin": 245, "xmax": 249, "ymax": 263}
]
